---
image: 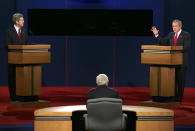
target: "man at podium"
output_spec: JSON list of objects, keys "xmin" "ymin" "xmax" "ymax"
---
[
  {"xmin": 151, "ymin": 19, "xmax": 191, "ymax": 102},
  {"xmin": 5, "ymin": 13, "xmax": 28, "ymax": 47},
  {"xmin": 5, "ymin": 13, "xmax": 32, "ymax": 101}
]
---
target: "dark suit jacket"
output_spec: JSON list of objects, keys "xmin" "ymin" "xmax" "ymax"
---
[
  {"xmin": 5, "ymin": 26, "xmax": 28, "ymax": 49},
  {"xmin": 5, "ymin": 26, "xmax": 28, "ymax": 100},
  {"xmin": 156, "ymin": 30, "xmax": 191, "ymax": 67},
  {"xmin": 87, "ymin": 86, "xmax": 119, "ymax": 99}
]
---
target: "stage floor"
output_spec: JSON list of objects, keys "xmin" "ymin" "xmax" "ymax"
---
[{"xmin": 0, "ymin": 86, "xmax": 195, "ymax": 125}]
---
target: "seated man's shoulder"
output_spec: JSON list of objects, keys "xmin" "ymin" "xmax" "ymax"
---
[
  {"xmin": 107, "ymin": 87, "xmax": 118, "ymax": 92},
  {"xmin": 88, "ymin": 87, "xmax": 97, "ymax": 93},
  {"xmin": 108, "ymin": 87, "xmax": 117, "ymax": 90}
]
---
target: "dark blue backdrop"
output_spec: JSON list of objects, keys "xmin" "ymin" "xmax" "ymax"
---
[{"xmin": 0, "ymin": 0, "xmax": 194, "ymax": 87}]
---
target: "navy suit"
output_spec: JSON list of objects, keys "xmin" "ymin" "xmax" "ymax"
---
[
  {"xmin": 5, "ymin": 26, "xmax": 28, "ymax": 48},
  {"xmin": 5, "ymin": 26, "xmax": 28, "ymax": 101},
  {"xmin": 87, "ymin": 86, "xmax": 119, "ymax": 99},
  {"xmin": 156, "ymin": 31, "xmax": 191, "ymax": 67},
  {"xmin": 155, "ymin": 30, "xmax": 191, "ymax": 102}
]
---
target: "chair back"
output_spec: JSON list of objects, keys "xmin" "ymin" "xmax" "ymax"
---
[{"xmin": 84, "ymin": 98, "xmax": 126, "ymax": 131}]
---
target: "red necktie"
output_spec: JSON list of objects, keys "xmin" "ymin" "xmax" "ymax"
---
[
  {"xmin": 174, "ymin": 33, "xmax": 178, "ymax": 46},
  {"xmin": 18, "ymin": 29, "xmax": 22, "ymax": 41}
]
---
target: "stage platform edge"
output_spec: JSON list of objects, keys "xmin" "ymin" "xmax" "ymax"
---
[
  {"xmin": 10, "ymin": 100, "xmax": 50, "ymax": 108},
  {"xmin": 141, "ymin": 100, "xmax": 180, "ymax": 108}
]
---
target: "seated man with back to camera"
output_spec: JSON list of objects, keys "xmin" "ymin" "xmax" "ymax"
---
[{"xmin": 87, "ymin": 74, "xmax": 119, "ymax": 99}]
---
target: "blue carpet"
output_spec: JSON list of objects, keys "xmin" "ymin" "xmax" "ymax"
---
[
  {"xmin": 0, "ymin": 124, "xmax": 195, "ymax": 131},
  {"xmin": 0, "ymin": 123, "xmax": 33, "ymax": 131},
  {"xmin": 175, "ymin": 125, "xmax": 195, "ymax": 131}
]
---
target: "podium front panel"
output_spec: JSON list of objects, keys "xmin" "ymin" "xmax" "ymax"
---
[
  {"xmin": 160, "ymin": 67, "xmax": 175, "ymax": 96},
  {"xmin": 8, "ymin": 52, "xmax": 51, "ymax": 64},
  {"xmin": 16, "ymin": 65, "xmax": 42, "ymax": 96},
  {"xmin": 150, "ymin": 66, "xmax": 175, "ymax": 97},
  {"xmin": 141, "ymin": 53, "xmax": 182, "ymax": 65}
]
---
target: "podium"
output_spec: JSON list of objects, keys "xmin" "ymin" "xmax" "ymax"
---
[
  {"xmin": 141, "ymin": 45, "xmax": 183, "ymax": 108},
  {"xmin": 8, "ymin": 44, "xmax": 51, "ymax": 107}
]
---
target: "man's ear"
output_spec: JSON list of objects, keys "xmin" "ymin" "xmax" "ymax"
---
[{"xmin": 16, "ymin": 21, "xmax": 19, "ymax": 25}]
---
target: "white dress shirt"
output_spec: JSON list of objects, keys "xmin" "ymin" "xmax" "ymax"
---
[{"xmin": 14, "ymin": 25, "xmax": 21, "ymax": 35}]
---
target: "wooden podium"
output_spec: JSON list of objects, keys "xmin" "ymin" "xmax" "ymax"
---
[
  {"xmin": 8, "ymin": 44, "xmax": 51, "ymax": 107},
  {"xmin": 141, "ymin": 45, "xmax": 183, "ymax": 108}
]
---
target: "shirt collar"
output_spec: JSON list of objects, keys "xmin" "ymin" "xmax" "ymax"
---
[
  {"xmin": 14, "ymin": 25, "xmax": 21, "ymax": 34},
  {"xmin": 175, "ymin": 29, "xmax": 182, "ymax": 37}
]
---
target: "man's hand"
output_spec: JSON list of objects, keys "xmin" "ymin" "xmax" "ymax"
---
[{"xmin": 151, "ymin": 26, "xmax": 159, "ymax": 36}]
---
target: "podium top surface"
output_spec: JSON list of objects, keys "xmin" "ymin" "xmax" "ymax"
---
[
  {"xmin": 8, "ymin": 44, "xmax": 51, "ymax": 50},
  {"xmin": 141, "ymin": 45, "xmax": 183, "ymax": 50},
  {"xmin": 34, "ymin": 105, "xmax": 174, "ymax": 117}
]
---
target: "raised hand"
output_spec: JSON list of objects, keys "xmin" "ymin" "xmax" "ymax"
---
[{"xmin": 151, "ymin": 26, "xmax": 159, "ymax": 36}]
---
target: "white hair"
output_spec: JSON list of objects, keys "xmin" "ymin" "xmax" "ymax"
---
[{"xmin": 96, "ymin": 74, "xmax": 109, "ymax": 86}]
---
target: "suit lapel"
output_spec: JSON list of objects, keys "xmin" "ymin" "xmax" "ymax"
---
[
  {"xmin": 171, "ymin": 31, "xmax": 184, "ymax": 46},
  {"xmin": 20, "ymin": 28, "xmax": 23, "ymax": 41},
  {"xmin": 177, "ymin": 31, "xmax": 184, "ymax": 46},
  {"xmin": 13, "ymin": 26, "xmax": 21, "ymax": 42},
  {"xmin": 13, "ymin": 26, "xmax": 25, "ymax": 43}
]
